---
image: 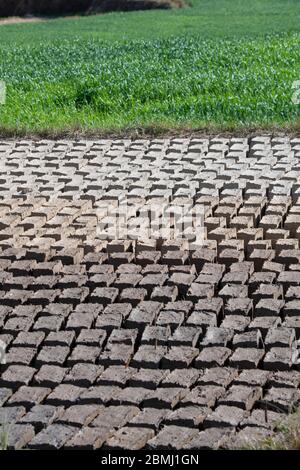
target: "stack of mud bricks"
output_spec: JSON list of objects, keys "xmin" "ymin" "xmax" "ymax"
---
[{"xmin": 1, "ymin": 136, "xmax": 300, "ymax": 449}]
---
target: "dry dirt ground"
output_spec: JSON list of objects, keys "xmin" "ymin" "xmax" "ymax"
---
[
  {"xmin": 0, "ymin": 136, "xmax": 300, "ymax": 450},
  {"xmin": 0, "ymin": 16, "xmax": 45, "ymax": 25}
]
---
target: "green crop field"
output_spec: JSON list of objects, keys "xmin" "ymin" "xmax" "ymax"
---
[{"xmin": 0, "ymin": 0, "xmax": 300, "ymax": 135}]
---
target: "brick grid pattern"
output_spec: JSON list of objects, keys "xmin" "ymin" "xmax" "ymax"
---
[{"xmin": 0, "ymin": 136, "xmax": 300, "ymax": 449}]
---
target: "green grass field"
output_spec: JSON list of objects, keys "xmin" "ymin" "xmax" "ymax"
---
[{"xmin": 0, "ymin": 0, "xmax": 299, "ymax": 135}]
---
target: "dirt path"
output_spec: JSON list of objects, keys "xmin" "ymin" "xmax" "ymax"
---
[{"xmin": 0, "ymin": 16, "xmax": 45, "ymax": 25}]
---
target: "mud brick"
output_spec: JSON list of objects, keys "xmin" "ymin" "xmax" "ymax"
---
[
  {"xmin": 3, "ymin": 289, "xmax": 33, "ymax": 307},
  {"xmin": 254, "ymin": 299, "xmax": 284, "ymax": 317},
  {"xmin": 164, "ymin": 407, "xmax": 210, "ymax": 428},
  {"xmin": 240, "ymin": 409, "xmax": 283, "ymax": 430},
  {"xmin": 13, "ymin": 331, "xmax": 45, "ymax": 348},
  {"xmin": 286, "ymin": 286, "xmax": 300, "ymax": 300},
  {"xmin": 219, "ymin": 385, "xmax": 262, "ymax": 410},
  {"xmin": 33, "ymin": 315, "xmax": 64, "ymax": 333},
  {"xmin": 76, "ymin": 329, "xmax": 106, "ymax": 347},
  {"xmin": 105, "ymin": 426, "xmax": 153, "ymax": 450},
  {"xmin": 283, "ymin": 317, "xmax": 300, "ymax": 339},
  {"xmin": 0, "ymin": 365, "xmax": 36, "ymax": 390},
  {"xmin": 233, "ymin": 369, "xmax": 270, "ymax": 387},
  {"xmin": 169, "ymin": 326, "xmax": 201, "ymax": 347},
  {"xmin": 114, "ymin": 274, "xmax": 142, "ymax": 290},
  {"xmin": 277, "ymin": 249, "xmax": 300, "ymax": 265},
  {"xmin": 191, "ymin": 249, "xmax": 216, "ymax": 271},
  {"xmin": 64, "ymin": 426, "xmax": 113, "ymax": 450},
  {"xmin": 109, "ymin": 252, "xmax": 135, "ymax": 267},
  {"xmin": 201, "ymin": 327, "xmax": 234, "ymax": 347},
  {"xmin": 128, "ymin": 369, "xmax": 168, "ymax": 390},
  {"xmin": 149, "ymin": 286, "xmax": 177, "ymax": 303},
  {"xmin": 28, "ymin": 423, "xmax": 77, "ymax": 450},
  {"xmin": 263, "ymin": 387, "xmax": 300, "ymax": 413},
  {"xmin": 88, "ymin": 265, "xmax": 113, "ymax": 276},
  {"xmin": 78, "ymin": 384, "xmax": 121, "ymax": 406},
  {"xmin": 9, "ymin": 259, "xmax": 37, "ymax": 276},
  {"xmin": 98, "ymin": 344, "xmax": 133, "ymax": 367},
  {"xmin": 249, "ymin": 271, "xmax": 276, "ymax": 290},
  {"xmin": 263, "ymin": 347, "xmax": 296, "ymax": 371},
  {"xmin": 147, "ymin": 425, "xmax": 199, "ymax": 450},
  {"xmin": 57, "ymin": 274, "xmax": 88, "ymax": 289},
  {"xmin": 5, "ymin": 347, "xmax": 36, "ymax": 366},
  {"xmin": 64, "ymin": 363, "xmax": 102, "ymax": 387},
  {"xmin": 161, "ymin": 346, "xmax": 199, "ymax": 369},
  {"xmin": 5, "ymin": 424, "xmax": 35, "ymax": 450},
  {"xmin": 268, "ymin": 371, "xmax": 300, "ymax": 389},
  {"xmin": 57, "ymin": 405, "xmax": 102, "ymax": 428},
  {"xmin": 33, "ymin": 365, "xmax": 68, "ymax": 387},
  {"xmin": 90, "ymin": 287, "xmax": 118, "ymax": 305},
  {"xmin": 51, "ymin": 248, "xmax": 84, "ymax": 265},
  {"xmin": 237, "ymin": 228, "xmax": 264, "ymax": 244},
  {"xmin": 135, "ymin": 251, "xmax": 161, "ymax": 266},
  {"xmin": 67, "ymin": 345, "xmax": 100, "ymax": 366},
  {"xmin": 161, "ymin": 251, "xmax": 188, "ymax": 267},
  {"xmin": 198, "ymin": 367, "xmax": 238, "ymax": 388},
  {"xmin": 225, "ymin": 298, "xmax": 252, "ymax": 317},
  {"xmin": 183, "ymin": 427, "xmax": 233, "ymax": 450},
  {"xmin": 221, "ymin": 315, "xmax": 250, "ymax": 333},
  {"xmin": 166, "ymin": 273, "xmax": 195, "ymax": 295},
  {"xmin": 262, "ymin": 261, "xmax": 285, "ymax": 274},
  {"xmin": 7, "ymin": 386, "xmax": 51, "ymax": 409},
  {"xmin": 108, "ymin": 328, "xmax": 138, "ymax": 347},
  {"xmin": 143, "ymin": 387, "xmax": 187, "ymax": 409},
  {"xmin": 4, "ymin": 275, "xmax": 34, "ymax": 290},
  {"xmin": 11, "ymin": 305, "xmax": 42, "ymax": 319},
  {"xmin": 208, "ymin": 228, "xmax": 236, "ymax": 242},
  {"xmin": 187, "ymin": 283, "xmax": 215, "ymax": 301},
  {"xmin": 182, "ymin": 385, "xmax": 225, "ymax": 408},
  {"xmin": 44, "ymin": 331, "xmax": 75, "ymax": 347},
  {"xmin": 31, "ymin": 261, "xmax": 63, "ymax": 276},
  {"xmin": 195, "ymin": 347, "xmax": 231, "ymax": 368},
  {"xmin": 30, "ymin": 275, "xmax": 59, "ymax": 289},
  {"xmin": 117, "ymin": 264, "xmax": 142, "ymax": 274},
  {"xmin": 30, "ymin": 289, "xmax": 60, "ymax": 306},
  {"xmin": 59, "ymin": 287, "xmax": 89, "ymax": 305},
  {"xmin": 131, "ymin": 345, "xmax": 166, "ymax": 369},
  {"xmin": 220, "ymin": 271, "xmax": 248, "ymax": 286},
  {"xmin": 218, "ymin": 249, "xmax": 244, "ymax": 268},
  {"xmin": 252, "ymin": 284, "xmax": 283, "ymax": 301},
  {"xmin": 0, "ymin": 405, "xmax": 26, "ymax": 425},
  {"xmin": 66, "ymin": 312, "xmax": 94, "ymax": 331},
  {"xmin": 119, "ymin": 287, "xmax": 147, "ymax": 306},
  {"xmin": 89, "ymin": 405, "xmax": 139, "ymax": 431},
  {"xmin": 265, "ymin": 327, "xmax": 296, "ymax": 349},
  {"xmin": 142, "ymin": 264, "xmax": 168, "ymax": 275},
  {"xmin": 95, "ymin": 313, "xmax": 122, "ymax": 331},
  {"xmin": 103, "ymin": 303, "xmax": 132, "ymax": 318},
  {"xmin": 46, "ymin": 384, "xmax": 83, "ymax": 407},
  {"xmin": 19, "ymin": 405, "xmax": 64, "ymax": 433},
  {"xmin": 87, "ymin": 274, "xmax": 116, "ymax": 289},
  {"xmin": 158, "ymin": 369, "xmax": 199, "ymax": 394},
  {"xmin": 127, "ymin": 408, "xmax": 168, "ymax": 430},
  {"xmin": 232, "ymin": 330, "xmax": 263, "ymax": 349},
  {"xmin": 186, "ymin": 311, "xmax": 217, "ymax": 329},
  {"xmin": 283, "ymin": 300, "xmax": 300, "ymax": 316},
  {"xmin": 195, "ymin": 272, "xmax": 222, "ymax": 286},
  {"xmin": 201, "ymin": 263, "xmax": 226, "ymax": 276},
  {"xmin": 82, "ymin": 252, "xmax": 108, "ymax": 270},
  {"xmin": 156, "ymin": 310, "xmax": 184, "ymax": 330},
  {"xmin": 229, "ymin": 348, "xmax": 264, "ymax": 369},
  {"xmin": 141, "ymin": 326, "xmax": 170, "ymax": 346},
  {"xmin": 204, "ymin": 405, "xmax": 247, "ymax": 429},
  {"xmin": 0, "ymin": 388, "xmax": 12, "ymax": 406},
  {"xmin": 112, "ymin": 387, "xmax": 152, "ymax": 407},
  {"xmin": 249, "ymin": 249, "xmax": 275, "ymax": 271},
  {"xmin": 248, "ymin": 316, "xmax": 281, "ymax": 336},
  {"xmin": 35, "ymin": 346, "xmax": 70, "ymax": 367},
  {"xmin": 219, "ymin": 284, "xmax": 248, "ymax": 301}
]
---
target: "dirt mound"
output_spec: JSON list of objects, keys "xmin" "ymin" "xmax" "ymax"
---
[{"xmin": 0, "ymin": 0, "xmax": 183, "ymax": 17}]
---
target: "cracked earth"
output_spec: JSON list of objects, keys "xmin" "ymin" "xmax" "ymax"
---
[{"xmin": 1, "ymin": 136, "xmax": 300, "ymax": 449}]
